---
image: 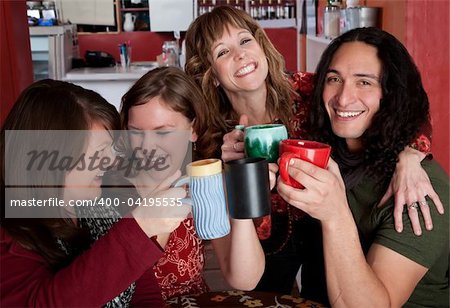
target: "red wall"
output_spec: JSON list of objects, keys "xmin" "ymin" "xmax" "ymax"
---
[
  {"xmin": 78, "ymin": 32, "xmax": 174, "ymax": 63},
  {"xmin": 77, "ymin": 28, "xmax": 298, "ymax": 72},
  {"xmin": 405, "ymin": 0, "xmax": 449, "ymax": 174},
  {"xmin": 265, "ymin": 28, "xmax": 297, "ymax": 72},
  {"xmin": 0, "ymin": 0, "xmax": 33, "ymax": 124}
]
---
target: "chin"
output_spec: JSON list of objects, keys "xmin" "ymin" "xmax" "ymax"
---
[
  {"xmin": 64, "ymin": 187, "xmax": 102, "ymax": 204},
  {"xmin": 148, "ymin": 167, "xmax": 177, "ymax": 182}
]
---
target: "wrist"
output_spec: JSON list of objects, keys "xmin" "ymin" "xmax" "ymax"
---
[
  {"xmin": 400, "ymin": 146, "xmax": 426, "ymax": 163},
  {"xmin": 321, "ymin": 206, "xmax": 354, "ymax": 234}
]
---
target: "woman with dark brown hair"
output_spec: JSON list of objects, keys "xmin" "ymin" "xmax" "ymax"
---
[
  {"xmin": 0, "ymin": 79, "xmax": 189, "ymax": 307},
  {"xmin": 184, "ymin": 5, "xmax": 442, "ymax": 294}
]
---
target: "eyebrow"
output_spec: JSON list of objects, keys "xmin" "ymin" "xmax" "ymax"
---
[
  {"xmin": 127, "ymin": 125, "xmax": 141, "ymax": 131},
  {"xmin": 327, "ymin": 69, "xmax": 380, "ymax": 81},
  {"xmin": 127, "ymin": 124, "xmax": 174, "ymax": 131},
  {"xmin": 212, "ymin": 30, "xmax": 252, "ymax": 51}
]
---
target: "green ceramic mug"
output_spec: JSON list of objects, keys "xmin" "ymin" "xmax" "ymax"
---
[{"xmin": 244, "ymin": 124, "xmax": 288, "ymax": 163}]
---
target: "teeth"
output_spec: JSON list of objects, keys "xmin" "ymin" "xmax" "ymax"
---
[
  {"xmin": 336, "ymin": 111, "xmax": 363, "ymax": 118},
  {"xmin": 236, "ymin": 64, "xmax": 256, "ymax": 76}
]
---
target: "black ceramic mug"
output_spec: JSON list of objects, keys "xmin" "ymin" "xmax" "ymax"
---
[{"xmin": 224, "ymin": 157, "xmax": 271, "ymax": 219}]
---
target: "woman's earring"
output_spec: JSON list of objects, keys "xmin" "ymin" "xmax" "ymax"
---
[{"xmin": 193, "ymin": 142, "xmax": 197, "ymax": 151}]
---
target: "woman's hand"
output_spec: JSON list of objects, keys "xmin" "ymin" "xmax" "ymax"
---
[
  {"xmin": 277, "ymin": 158, "xmax": 350, "ymax": 224},
  {"xmin": 221, "ymin": 115, "xmax": 248, "ymax": 162},
  {"xmin": 378, "ymin": 147, "xmax": 444, "ymax": 235},
  {"xmin": 132, "ymin": 170, "xmax": 191, "ymax": 238},
  {"xmin": 268, "ymin": 163, "xmax": 279, "ymax": 190}
]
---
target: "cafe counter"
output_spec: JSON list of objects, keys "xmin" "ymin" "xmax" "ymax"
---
[{"xmin": 63, "ymin": 62, "xmax": 158, "ymax": 110}]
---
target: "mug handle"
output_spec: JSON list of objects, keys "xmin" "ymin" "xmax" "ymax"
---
[
  {"xmin": 279, "ymin": 152, "xmax": 304, "ymax": 189},
  {"xmin": 171, "ymin": 176, "xmax": 193, "ymax": 205}
]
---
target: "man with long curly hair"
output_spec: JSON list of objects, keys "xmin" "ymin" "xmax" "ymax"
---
[{"xmin": 278, "ymin": 27, "xmax": 448, "ymax": 307}]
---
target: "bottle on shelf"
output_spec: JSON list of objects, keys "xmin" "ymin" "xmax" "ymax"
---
[
  {"xmin": 323, "ymin": 5, "xmax": 340, "ymax": 39},
  {"xmin": 276, "ymin": 0, "xmax": 284, "ymax": 19},
  {"xmin": 259, "ymin": 0, "xmax": 267, "ymax": 20},
  {"xmin": 344, "ymin": 0, "xmax": 360, "ymax": 32},
  {"xmin": 284, "ymin": 0, "xmax": 295, "ymax": 19}
]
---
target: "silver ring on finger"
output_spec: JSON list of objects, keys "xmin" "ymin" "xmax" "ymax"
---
[
  {"xmin": 408, "ymin": 202, "xmax": 419, "ymax": 210},
  {"xmin": 418, "ymin": 200, "xmax": 429, "ymax": 207}
]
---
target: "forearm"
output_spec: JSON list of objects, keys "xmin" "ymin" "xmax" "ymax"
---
[
  {"xmin": 1, "ymin": 219, "xmax": 163, "ymax": 307},
  {"xmin": 211, "ymin": 219, "xmax": 264, "ymax": 290},
  {"xmin": 322, "ymin": 210, "xmax": 391, "ymax": 308}
]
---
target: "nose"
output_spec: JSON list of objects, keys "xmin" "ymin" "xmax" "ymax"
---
[
  {"xmin": 335, "ymin": 81, "xmax": 356, "ymax": 108},
  {"xmin": 105, "ymin": 146, "xmax": 116, "ymax": 167},
  {"xmin": 233, "ymin": 47, "xmax": 246, "ymax": 61},
  {"xmin": 141, "ymin": 132, "xmax": 158, "ymax": 157}
]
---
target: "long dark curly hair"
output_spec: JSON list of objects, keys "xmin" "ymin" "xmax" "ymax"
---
[{"xmin": 309, "ymin": 27, "xmax": 430, "ymax": 184}]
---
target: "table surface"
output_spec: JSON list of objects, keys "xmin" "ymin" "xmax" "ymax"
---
[
  {"xmin": 64, "ymin": 62, "xmax": 158, "ymax": 81},
  {"xmin": 165, "ymin": 290, "xmax": 327, "ymax": 307}
]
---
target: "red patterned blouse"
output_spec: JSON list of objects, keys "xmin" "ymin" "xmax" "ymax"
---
[{"xmin": 153, "ymin": 218, "xmax": 208, "ymax": 300}]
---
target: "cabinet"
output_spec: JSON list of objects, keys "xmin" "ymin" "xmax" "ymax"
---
[
  {"xmin": 119, "ymin": 0, "xmax": 150, "ymax": 31},
  {"xmin": 29, "ymin": 25, "xmax": 78, "ymax": 80},
  {"xmin": 197, "ymin": 0, "xmax": 298, "ymax": 28}
]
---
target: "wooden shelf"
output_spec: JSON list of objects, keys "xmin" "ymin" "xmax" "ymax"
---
[
  {"xmin": 120, "ymin": 8, "xmax": 149, "ymax": 12},
  {"xmin": 258, "ymin": 18, "xmax": 296, "ymax": 29}
]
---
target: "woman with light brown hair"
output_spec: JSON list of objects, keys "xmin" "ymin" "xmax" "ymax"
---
[
  {"xmin": 184, "ymin": 5, "xmax": 442, "ymax": 294},
  {"xmin": 185, "ymin": 5, "xmax": 295, "ymax": 135},
  {"xmin": 115, "ymin": 67, "xmax": 269, "ymax": 300}
]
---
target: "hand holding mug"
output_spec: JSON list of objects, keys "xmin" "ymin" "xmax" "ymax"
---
[
  {"xmin": 268, "ymin": 163, "xmax": 279, "ymax": 190},
  {"xmin": 277, "ymin": 158, "xmax": 348, "ymax": 222},
  {"xmin": 279, "ymin": 140, "xmax": 331, "ymax": 189},
  {"xmin": 132, "ymin": 170, "xmax": 191, "ymax": 238},
  {"xmin": 221, "ymin": 115, "xmax": 248, "ymax": 162}
]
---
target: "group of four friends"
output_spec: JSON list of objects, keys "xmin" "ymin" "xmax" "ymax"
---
[{"xmin": 1, "ymin": 6, "xmax": 448, "ymax": 308}]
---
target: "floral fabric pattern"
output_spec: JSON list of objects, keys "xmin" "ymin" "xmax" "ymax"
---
[
  {"xmin": 153, "ymin": 218, "xmax": 208, "ymax": 300},
  {"xmin": 166, "ymin": 290, "xmax": 327, "ymax": 307},
  {"xmin": 255, "ymin": 72, "xmax": 314, "ymax": 240}
]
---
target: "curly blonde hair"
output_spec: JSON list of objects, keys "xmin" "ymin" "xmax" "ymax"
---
[{"xmin": 185, "ymin": 6, "xmax": 296, "ymax": 134}]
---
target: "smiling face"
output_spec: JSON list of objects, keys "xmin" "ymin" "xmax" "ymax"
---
[
  {"xmin": 63, "ymin": 122, "xmax": 114, "ymax": 202},
  {"xmin": 323, "ymin": 42, "xmax": 383, "ymax": 152},
  {"xmin": 210, "ymin": 25, "xmax": 268, "ymax": 95},
  {"xmin": 127, "ymin": 96, "xmax": 196, "ymax": 184}
]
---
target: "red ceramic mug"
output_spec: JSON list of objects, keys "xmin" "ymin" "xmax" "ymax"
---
[{"xmin": 279, "ymin": 139, "xmax": 332, "ymax": 189}]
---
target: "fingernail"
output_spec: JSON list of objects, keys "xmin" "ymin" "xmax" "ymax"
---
[
  {"xmin": 396, "ymin": 226, "xmax": 402, "ymax": 233},
  {"xmin": 415, "ymin": 231, "xmax": 422, "ymax": 236},
  {"xmin": 289, "ymin": 159, "xmax": 294, "ymax": 165},
  {"xmin": 426, "ymin": 224, "xmax": 433, "ymax": 230}
]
